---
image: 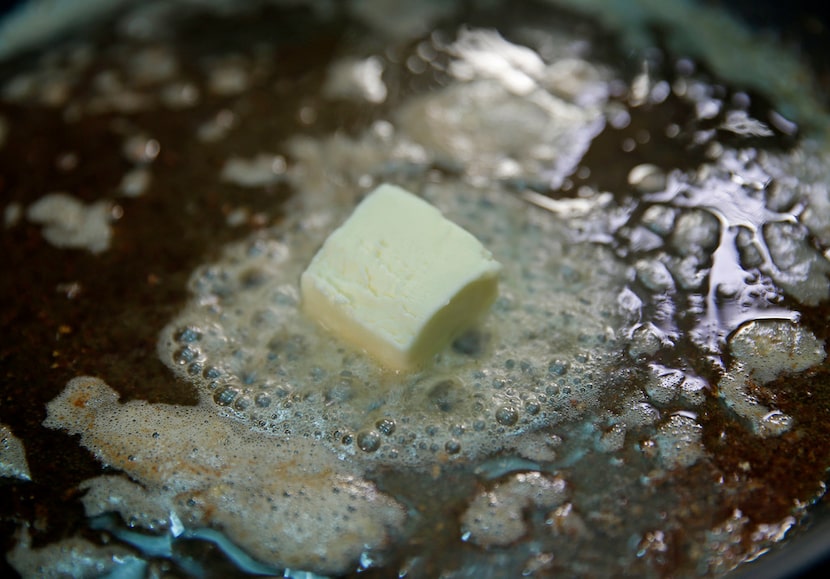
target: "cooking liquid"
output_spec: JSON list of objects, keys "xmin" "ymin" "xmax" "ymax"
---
[{"xmin": 1, "ymin": 1, "xmax": 830, "ymax": 577}]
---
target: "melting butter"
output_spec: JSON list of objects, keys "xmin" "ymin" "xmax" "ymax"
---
[{"xmin": 300, "ymin": 184, "xmax": 501, "ymax": 370}]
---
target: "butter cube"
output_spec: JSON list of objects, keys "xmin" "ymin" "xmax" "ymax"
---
[{"xmin": 301, "ymin": 184, "xmax": 501, "ymax": 371}]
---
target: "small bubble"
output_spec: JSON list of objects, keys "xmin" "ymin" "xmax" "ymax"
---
[
  {"xmin": 450, "ymin": 424, "xmax": 465, "ymax": 436},
  {"xmin": 505, "ymin": 359, "xmax": 516, "ymax": 370},
  {"xmin": 342, "ymin": 434, "xmax": 353, "ymax": 445},
  {"xmin": 234, "ymin": 396, "xmax": 252, "ymax": 411},
  {"xmin": 526, "ymin": 402, "xmax": 541, "ymax": 415},
  {"xmin": 428, "ymin": 379, "xmax": 461, "ymax": 412},
  {"xmin": 357, "ymin": 431, "xmax": 381, "ymax": 452},
  {"xmin": 152, "ymin": 432, "xmax": 160, "ymax": 439},
  {"xmin": 203, "ymin": 366, "xmax": 221, "ymax": 380},
  {"xmin": 239, "ymin": 267, "xmax": 267, "ymax": 288},
  {"xmin": 548, "ymin": 360, "xmax": 569, "ymax": 376},
  {"xmin": 473, "ymin": 420, "xmax": 486, "ymax": 431},
  {"xmin": 495, "ymin": 406, "xmax": 519, "ymax": 426},
  {"xmin": 213, "ymin": 387, "xmax": 239, "ymax": 406},
  {"xmin": 173, "ymin": 346, "xmax": 199, "ymax": 365},
  {"xmin": 187, "ymin": 362, "xmax": 203, "ymax": 376},
  {"xmin": 254, "ymin": 393, "xmax": 271, "ymax": 408},
  {"xmin": 445, "ymin": 440, "xmax": 461, "ymax": 454},
  {"xmin": 175, "ymin": 326, "xmax": 201, "ymax": 343},
  {"xmin": 376, "ymin": 418, "xmax": 396, "ymax": 436}
]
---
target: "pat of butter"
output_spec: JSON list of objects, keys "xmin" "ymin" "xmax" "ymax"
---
[{"xmin": 300, "ymin": 184, "xmax": 501, "ymax": 371}]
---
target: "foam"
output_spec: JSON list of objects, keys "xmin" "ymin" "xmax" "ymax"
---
[
  {"xmin": 729, "ymin": 320, "xmax": 826, "ymax": 384},
  {"xmin": 0, "ymin": 424, "xmax": 31, "ymax": 481},
  {"xmin": 7, "ymin": 525, "xmax": 142, "ymax": 578},
  {"xmin": 323, "ymin": 57, "xmax": 387, "ymax": 104},
  {"xmin": 44, "ymin": 376, "xmax": 406, "ymax": 575},
  {"xmin": 461, "ymin": 471, "xmax": 568, "ymax": 547},
  {"xmin": 719, "ymin": 320, "xmax": 825, "ymax": 437},
  {"xmin": 12, "ymin": 3, "xmax": 830, "ymax": 576},
  {"xmin": 220, "ymin": 154, "xmax": 287, "ymax": 188},
  {"xmin": 654, "ymin": 413, "xmax": 704, "ymax": 468},
  {"xmin": 26, "ymin": 193, "xmax": 113, "ymax": 254},
  {"xmin": 157, "ymin": 178, "xmax": 631, "ymax": 467}
]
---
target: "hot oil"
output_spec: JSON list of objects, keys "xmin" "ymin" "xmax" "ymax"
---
[{"xmin": 1, "ymin": 1, "xmax": 829, "ymax": 577}]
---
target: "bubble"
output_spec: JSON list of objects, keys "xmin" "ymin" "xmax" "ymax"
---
[
  {"xmin": 428, "ymin": 379, "xmax": 462, "ymax": 412},
  {"xmin": 173, "ymin": 346, "xmax": 199, "ymax": 365},
  {"xmin": 760, "ymin": 410, "xmax": 793, "ymax": 436},
  {"xmin": 495, "ymin": 406, "xmax": 519, "ymax": 426},
  {"xmin": 213, "ymin": 387, "xmax": 239, "ymax": 406},
  {"xmin": 254, "ymin": 393, "xmax": 272, "ymax": 408},
  {"xmin": 239, "ymin": 267, "xmax": 268, "ymax": 289},
  {"xmin": 175, "ymin": 326, "xmax": 202, "ymax": 343},
  {"xmin": 187, "ymin": 362, "xmax": 203, "ymax": 376},
  {"xmin": 445, "ymin": 440, "xmax": 461, "ymax": 454},
  {"xmin": 357, "ymin": 431, "xmax": 381, "ymax": 453},
  {"xmin": 234, "ymin": 396, "xmax": 252, "ymax": 411},
  {"xmin": 376, "ymin": 418, "xmax": 396, "ymax": 436},
  {"xmin": 157, "ymin": 136, "xmax": 635, "ymax": 471},
  {"xmin": 203, "ymin": 366, "xmax": 221, "ymax": 380},
  {"xmin": 548, "ymin": 360, "xmax": 568, "ymax": 376}
]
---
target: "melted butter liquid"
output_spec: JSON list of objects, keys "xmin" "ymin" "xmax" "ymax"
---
[{"xmin": 1, "ymin": 1, "xmax": 830, "ymax": 578}]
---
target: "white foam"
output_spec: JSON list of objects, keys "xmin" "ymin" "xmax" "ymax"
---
[
  {"xmin": 729, "ymin": 319, "xmax": 825, "ymax": 384},
  {"xmin": 323, "ymin": 56, "xmax": 387, "ymax": 103},
  {"xmin": 26, "ymin": 193, "xmax": 113, "ymax": 254},
  {"xmin": 44, "ymin": 376, "xmax": 406, "ymax": 575},
  {"xmin": 7, "ymin": 525, "xmax": 141, "ymax": 578},
  {"xmin": 461, "ymin": 471, "xmax": 568, "ymax": 547},
  {"xmin": 156, "ymin": 178, "xmax": 631, "ymax": 467},
  {"xmin": 221, "ymin": 154, "xmax": 287, "ymax": 187}
]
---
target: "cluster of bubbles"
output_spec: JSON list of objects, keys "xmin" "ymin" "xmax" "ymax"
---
[{"xmin": 158, "ymin": 181, "xmax": 634, "ymax": 466}]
